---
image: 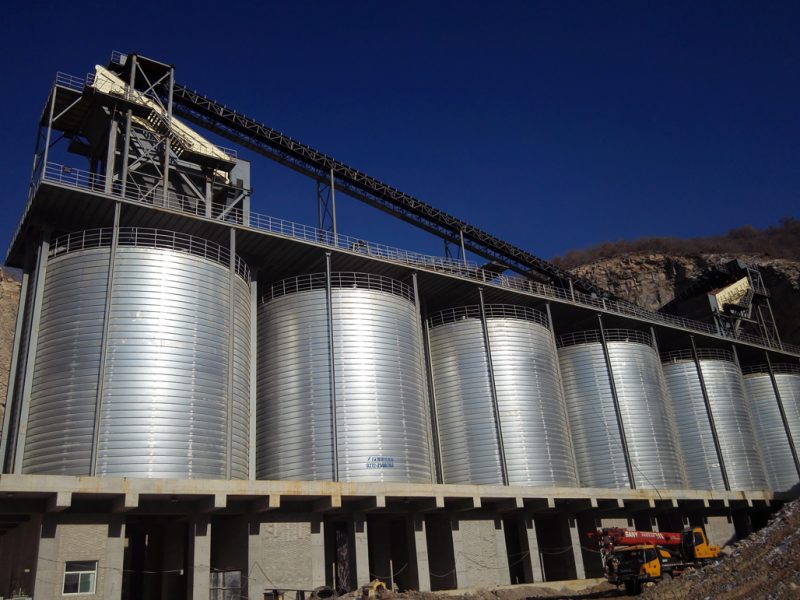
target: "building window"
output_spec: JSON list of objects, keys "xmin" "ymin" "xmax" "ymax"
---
[
  {"xmin": 210, "ymin": 570, "xmax": 241, "ymax": 600},
  {"xmin": 63, "ymin": 561, "xmax": 97, "ymax": 595}
]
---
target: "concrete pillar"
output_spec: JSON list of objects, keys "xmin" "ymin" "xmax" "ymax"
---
[
  {"xmin": 525, "ymin": 518, "xmax": 544, "ymax": 583},
  {"xmin": 189, "ymin": 515, "xmax": 211, "ymax": 600},
  {"xmin": 311, "ymin": 517, "xmax": 326, "ymax": 588},
  {"xmin": 494, "ymin": 519, "xmax": 511, "ymax": 585},
  {"xmin": 247, "ymin": 519, "xmax": 264, "ymax": 600},
  {"xmin": 412, "ymin": 515, "xmax": 431, "ymax": 591},
  {"xmin": 451, "ymin": 518, "xmax": 510, "ymax": 587},
  {"xmin": 705, "ymin": 514, "xmax": 737, "ymax": 548},
  {"xmin": 568, "ymin": 517, "xmax": 586, "ymax": 579},
  {"xmin": 353, "ymin": 514, "xmax": 370, "ymax": 588},
  {"xmin": 34, "ymin": 518, "xmax": 58, "ymax": 599}
]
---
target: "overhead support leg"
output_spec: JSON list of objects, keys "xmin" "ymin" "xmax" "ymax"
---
[
  {"xmin": 325, "ymin": 252, "xmax": 339, "ymax": 482},
  {"xmin": 412, "ymin": 273, "xmax": 438, "ymax": 483},
  {"xmin": 597, "ymin": 314, "xmax": 636, "ymax": 489},
  {"xmin": 764, "ymin": 351, "xmax": 800, "ymax": 479},
  {"xmin": 226, "ymin": 228, "xmax": 237, "ymax": 479},
  {"xmin": 478, "ymin": 288, "xmax": 508, "ymax": 485},
  {"xmin": 11, "ymin": 230, "xmax": 51, "ymax": 473},
  {"xmin": 90, "ymin": 202, "xmax": 121, "ymax": 475},
  {"xmin": 690, "ymin": 335, "xmax": 731, "ymax": 490}
]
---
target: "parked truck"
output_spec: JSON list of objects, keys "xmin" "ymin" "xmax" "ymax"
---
[{"xmin": 587, "ymin": 527, "xmax": 721, "ymax": 594}]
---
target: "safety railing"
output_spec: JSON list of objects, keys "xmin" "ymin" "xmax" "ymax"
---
[
  {"xmin": 661, "ymin": 348, "xmax": 735, "ymax": 364},
  {"xmin": 428, "ymin": 304, "xmax": 549, "ymax": 328},
  {"xmin": 557, "ymin": 328, "xmax": 655, "ymax": 349},
  {"xmin": 742, "ymin": 363, "xmax": 800, "ymax": 376},
  {"xmin": 33, "ymin": 160, "xmax": 800, "ymax": 356},
  {"xmin": 265, "ymin": 272, "xmax": 414, "ymax": 303},
  {"xmin": 55, "ymin": 72, "xmax": 93, "ymax": 93},
  {"xmin": 49, "ymin": 227, "xmax": 250, "ymax": 282}
]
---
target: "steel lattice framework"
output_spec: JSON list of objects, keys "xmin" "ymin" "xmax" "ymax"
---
[{"xmin": 169, "ymin": 83, "xmax": 611, "ymax": 297}]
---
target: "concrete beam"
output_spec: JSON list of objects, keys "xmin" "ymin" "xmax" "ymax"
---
[
  {"xmin": 199, "ymin": 494, "xmax": 227, "ymax": 513},
  {"xmin": 312, "ymin": 495, "xmax": 341, "ymax": 512},
  {"xmin": 252, "ymin": 495, "xmax": 280, "ymax": 512},
  {"xmin": 112, "ymin": 493, "xmax": 139, "ymax": 513},
  {"xmin": 46, "ymin": 491, "xmax": 71, "ymax": 512}
]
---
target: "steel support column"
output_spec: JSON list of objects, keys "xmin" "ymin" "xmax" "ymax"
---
[
  {"xmin": 547, "ymin": 303, "xmax": 579, "ymax": 475},
  {"xmin": 90, "ymin": 202, "xmax": 121, "ymax": 475},
  {"xmin": 0, "ymin": 263, "xmax": 32, "ymax": 471},
  {"xmin": 412, "ymin": 273, "xmax": 437, "ymax": 483},
  {"xmin": 162, "ymin": 66, "xmax": 175, "ymax": 206},
  {"xmin": 249, "ymin": 269, "xmax": 258, "ymax": 479},
  {"xmin": 763, "ymin": 351, "xmax": 800, "ymax": 479},
  {"xmin": 11, "ymin": 231, "xmax": 51, "ymax": 473},
  {"xmin": 478, "ymin": 287, "xmax": 508, "ymax": 485},
  {"xmin": 120, "ymin": 55, "xmax": 136, "ymax": 199},
  {"xmin": 325, "ymin": 252, "xmax": 339, "ymax": 481},
  {"xmin": 597, "ymin": 314, "xmax": 636, "ymax": 489},
  {"xmin": 422, "ymin": 317, "xmax": 444, "ymax": 483},
  {"xmin": 690, "ymin": 335, "xmax": 731, "ymax": 490},
  {"xmin": 104, "ymin": 117, "xmax": 118, "ymax": 194},
  {"xmin": 226, "ymin": 228, "xmax": 237, "ymax": 479}
]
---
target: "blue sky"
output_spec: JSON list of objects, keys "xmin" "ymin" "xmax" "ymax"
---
[{"xmin": 1, "ymin": 1, "xmax": 797, "ymax": 263}]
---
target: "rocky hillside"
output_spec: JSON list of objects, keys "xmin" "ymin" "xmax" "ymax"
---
[
  {"xmin": 570, "ymin": 253, "xmax": 800, "ymax": 345},
  {"xmin": 0, "ymin": 269, "xmax": 21, "ymax": 425}
]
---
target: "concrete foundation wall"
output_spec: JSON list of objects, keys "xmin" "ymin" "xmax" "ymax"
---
[
  {"xmin": 703, "ymin": 514, "xmax": 737, "ymax": 549},
  {"xmin": 33, "ymin": 514, "xmax": 124, "ymax": 600},
  {"xmin": 452, "ymin": 518, "xmax": 509, "ymax": 588},
  {"xmin": 248, "ymin": 516, "xmax": 325, "ymax": 594}
]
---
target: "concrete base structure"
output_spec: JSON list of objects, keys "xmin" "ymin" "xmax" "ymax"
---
[{"xmin": 0, "ymin": 475, "xmax": 791, "ymax": 599}]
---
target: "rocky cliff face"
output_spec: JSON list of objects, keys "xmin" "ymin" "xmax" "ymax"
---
[
  {"xmin": 570, "ymin": 253, "xmax": 800, "ymax": 345},
  {"xmin": 0, "ymin": 270, "xmax": 22, "ymax": 425}
]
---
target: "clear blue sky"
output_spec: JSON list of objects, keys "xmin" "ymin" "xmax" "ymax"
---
[{"xmin": 1, "ymin": 1, "xmax": 797, "ymax": 263}]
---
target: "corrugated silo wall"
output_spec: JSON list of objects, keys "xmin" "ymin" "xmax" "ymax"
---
[
  {"xmin": 427, "ymin": 304, "xmax": 577, "ymax": 486},
  {"xmin": 256, "ymin": 273, "xmax": 433, "ymax": 483},
  {"xmin": 743, "ymin": 365, "xmax": 800, "ymax": 492},
  {"xmin": 558, "ymin": 330, "xmax": 686, "ymax": 489},
  {"xmin": 22, "ymin": 229, "xmax": 251, "ymax": 479},
  {"xmin": 662, "ymin": 349, "xmax": 768, "ymax": 491}
]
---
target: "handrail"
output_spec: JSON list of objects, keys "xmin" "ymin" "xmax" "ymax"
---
[
  {"xmin": 264, "ymin": 272, "xmax": 414, "ymax": 303},
  {"xmin": 557, "ymin": 328, "xmax": 655, "ymax": 349},
  {"xmin": 33, "ymin": 160, "xmax": 800, "ymax": 357},
  {"xmin": 428, "ymin": 304, "xmax": 549, "ymax": 329},
  {"xmin": 49, "ymin": 227, "xmax": 250, "ymax": 282}
]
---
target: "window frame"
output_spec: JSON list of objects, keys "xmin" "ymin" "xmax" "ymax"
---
[
  {"xmin": 210, "ymin": 569, "xmax": 242, "ymax": 600},
  {"xmin": 62, "ymin": 560, "xmax": 98, "ymax": 596}
]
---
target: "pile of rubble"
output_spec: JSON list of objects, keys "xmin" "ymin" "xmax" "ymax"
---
[{"xmin": 643, "ymin": 498, "xmax": 800, "ymax": 599}]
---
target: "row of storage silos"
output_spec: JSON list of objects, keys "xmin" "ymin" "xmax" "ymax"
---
[{"xmin": 19, "ymin": 228, "xmax": 800, "ymax": 492}]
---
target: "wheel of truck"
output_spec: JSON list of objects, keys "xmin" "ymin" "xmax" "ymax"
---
[
  {"xmin": 661, "ymin": 572, "xmax": 672, "ymax": 583},
  {"xmin": 624, "ymin": 580, "xmax": 640, "ymax": 595}
]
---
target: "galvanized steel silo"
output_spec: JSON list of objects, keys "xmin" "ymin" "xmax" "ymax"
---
[
  {"xmin": 660, "ymin": 350, "xmax": 726, "ymax": 491},
  {"xmin": 743, "ymin": 364, "xmax": 800, "ymax": 491},
  {"xmin": 22, "ymin": 228, "xmax": 251, "ymax": 479},
  {"xmin": 427, "ymin": 304, "xmax": 577, "ymax": 486},
  {"xmin": 256, "ymin": 272, "xmax": 433, "ymax": 483},
  {"xmin": 558, "ymin": 329, "xmax": 685, "ymax": 489},
  {"xmin": 661, "ymin": 348, "xmax": 767, "ymax": 491}
]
